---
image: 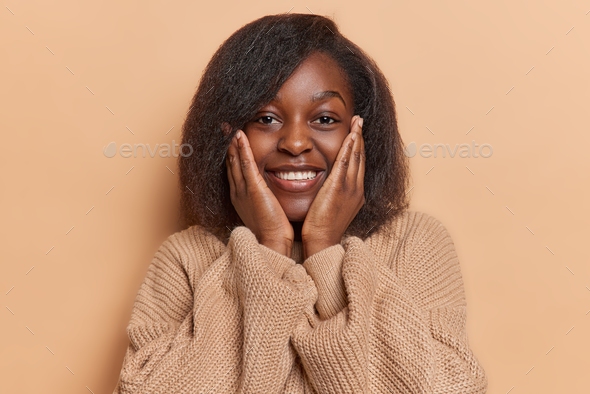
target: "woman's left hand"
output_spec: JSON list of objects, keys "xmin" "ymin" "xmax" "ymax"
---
[{"xmin": 301, "ymin": 115, "xmax": 366, "ymax": 259}]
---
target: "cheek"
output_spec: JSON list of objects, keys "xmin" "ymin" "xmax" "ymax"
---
[
  {"xmin": 244, "ymin": 132, "xmax": 274, "ymax": 170},
  {"xmin": 317, "ymin": 134, "xmax": 347, "ymax": 171}
]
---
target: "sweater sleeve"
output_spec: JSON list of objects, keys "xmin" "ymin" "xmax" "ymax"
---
[
  {"xmin": 112, "ymin": 234, "xmax": 197, "ymax": 394},
  {"xmin": 230, "ymin": 226, "xmax": 318, "ymax": 393},
  {"xmin": 291, "ymin": 215, "xmax": 488, "ymax": 394},
  {"xmin": 113, "ymin": 226, "xmax": 317, "ymax": 394}
]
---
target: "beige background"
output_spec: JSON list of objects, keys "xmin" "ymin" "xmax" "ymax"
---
[{"xmin": 1, "ymin": 0, "xmax": 589, "ymax": 392}]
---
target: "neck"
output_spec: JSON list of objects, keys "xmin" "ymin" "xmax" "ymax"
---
[{"xmin": 291, "ymin": 221, "xmax": 303, "ymax": 242}]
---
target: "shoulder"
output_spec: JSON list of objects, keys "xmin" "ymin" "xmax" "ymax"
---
[
  {"xmin": 152, "ymin": 225, "xmax": 228, "ymax": 287},
  {"xmin": 368, "ymin": 210, "xmax": 465, "ymax": 308},
  {"xmin": 396, "ymin": 210, "xmax": 455, "ymax": 256},
  {"xmin": 368, "ymin": 210, "xmax": 455, "ymax": 261},
  {"xmin": 375, "ymin": 210, "xmax": 451, "ymax": 241}
]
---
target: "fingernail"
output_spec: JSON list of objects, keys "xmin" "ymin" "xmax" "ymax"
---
[
  {"xmin": 236, "ymin": 130, "xmax": 241, "ymax": 139},
  {"xmin": 359, "ymin": 118, "xmax": 364, "ymax": 128}
]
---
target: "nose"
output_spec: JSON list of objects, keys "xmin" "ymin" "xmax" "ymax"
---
[{"xmin": 277, "ymin": 120, "xmax": 313, "ymax": 156}]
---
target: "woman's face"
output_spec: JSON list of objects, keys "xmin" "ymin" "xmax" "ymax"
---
[{"xmin": 243, "ymin": 52, "xmax": 355, "ymax": 222}]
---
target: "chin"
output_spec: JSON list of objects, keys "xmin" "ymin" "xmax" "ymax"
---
[
  {"xmin": 284, "ymin": 205, "xmax": 309, "ymax": 221},
  {"xmin": 286, "ymin": 212, "xmax": 308, "ymax": 222},
  {"xmin": 280, "ymin": 199, "xmax": 312, "ymax": 222}
]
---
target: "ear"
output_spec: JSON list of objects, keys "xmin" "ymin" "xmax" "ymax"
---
[{"xmin": 221, "ymin": 122, "xmax": 232, "ymax": 137}]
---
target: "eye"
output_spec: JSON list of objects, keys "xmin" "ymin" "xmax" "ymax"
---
[
  {"xmin": 255, "ymin": 116, "xmax": 279, "ymax": 125},
  {"xmin": 312, "ymin": 116, "xmax": 337, "ymax": 125}
]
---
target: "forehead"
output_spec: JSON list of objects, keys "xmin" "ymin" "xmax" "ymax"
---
[{"xmin": 272, "ymin": 52, "xmax": 353, "ymax": 106}]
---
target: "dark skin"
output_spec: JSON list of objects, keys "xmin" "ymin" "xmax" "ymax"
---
[{"xmin": 225, "ymin": 52, "xmax": 366, "ymax": 260}]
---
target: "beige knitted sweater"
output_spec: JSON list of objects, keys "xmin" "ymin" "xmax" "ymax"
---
[{"xmin": 113, "ymin": 210, "xmax": 488, "ymax": 393}]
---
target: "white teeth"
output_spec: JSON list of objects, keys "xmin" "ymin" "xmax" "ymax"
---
[{"xmin": 275, "ymin": 171, "xmax": 317, "ymax": 180}]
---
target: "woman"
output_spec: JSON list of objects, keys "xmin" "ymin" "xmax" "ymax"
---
[{"xmin": 113, "ymin": 13, "xmax": 488, "ymax": 394}]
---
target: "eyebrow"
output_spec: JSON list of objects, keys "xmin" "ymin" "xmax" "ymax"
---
[
  {"xmin": 272, "ymin": 90, "xmax": 347, "ymax": 108},
  {"xmin": 311, "ymin": 90, "xmax": 347, "ymax": 108}
]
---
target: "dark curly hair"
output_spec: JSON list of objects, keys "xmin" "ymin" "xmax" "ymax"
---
[{"xmin": 178, "ymin": 12, "xmax": 410, "ymax": 243}]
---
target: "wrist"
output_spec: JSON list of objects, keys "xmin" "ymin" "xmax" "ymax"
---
[
  {"xmin": 260, "ymin": 239, "xmax": 292, "ymax": 258},
  {"xmin": 303, "ymin": 239, "xmax": 338, "ymax": 260}
]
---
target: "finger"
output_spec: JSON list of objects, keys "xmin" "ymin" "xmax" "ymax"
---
[
  {"xmin": 329, "ymin": 115, "xmax": 358, "ymax": 186},
  {"xmin": 229, "ymin": 132, "xmax": 246, "ymax": 193},
  {"xmin": 226, "ymin": 153, "xmax": 236, "ymax": 195},
  {"xmin": 347, "ymin": 116, "xmax": 363, "ymax": 185},
  {"xmin": 358, "ymin": 119, "xmax": 366, "ymax": 190},
  {"xmin": 236, "ymin": 130, "xmax": 265, "ymax": 189}
]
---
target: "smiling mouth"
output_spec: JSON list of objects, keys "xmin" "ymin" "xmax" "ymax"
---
[
  {"xmin": 267, "ymin": 170, "xmax": 324, "ymax": 192},
  {"xmin": 273, "ymin": 170, "xmax": 318, "ymax": 181}
]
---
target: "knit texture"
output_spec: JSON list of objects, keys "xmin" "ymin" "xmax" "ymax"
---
[{"xmin": 113, "ymin": 210, "xmax": 488, "ymax": 393}]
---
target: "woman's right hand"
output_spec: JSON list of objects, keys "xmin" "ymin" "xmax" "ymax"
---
[{"xmin": 226, "ymin": 129, "xmax": 294, "ymax": 257}]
